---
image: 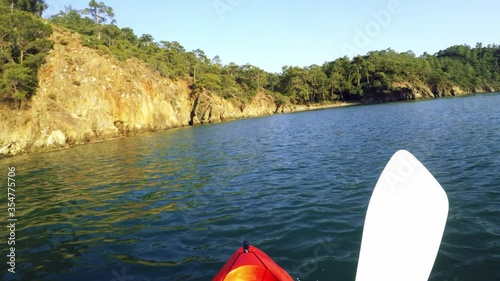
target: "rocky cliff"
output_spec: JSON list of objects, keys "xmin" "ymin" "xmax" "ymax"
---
[
  {"xmin": 363, "ymin": 81, "xmax": 477, "ymax": 103},
  {"xmin": 0, "ymin": 28, "xmax": 306, "ymax": 157},
  {"xmin": 371, "ymin": 80, "xmax": 498, "ymax": 103}
]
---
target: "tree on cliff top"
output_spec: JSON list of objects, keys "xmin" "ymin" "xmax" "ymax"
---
[
  {"xmin": 0, "ymin": 7, "xmax": 52, "ymax": 109},
  {"xmin": 80, "ymin": 1, "xmax": 116, "ymax": 41},
  {"xmin": 10, "ymin": 11, "xmax": 52, "ymax": 65},
  {"xmin": 81, "ymin": 0, "xmax": 116, "ymax": 25},
  {"xmin": 0, "ymin": 64, "xmax": 36, "ymax": 109},
  {"xmin": 1, "ymin": 0, "xmax": 47, "ymax": 16}
]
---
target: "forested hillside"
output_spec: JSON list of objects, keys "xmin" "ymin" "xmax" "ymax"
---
[
  {"xmin": 1, "ymin": 0, "xmax": 499, "ymax": 110},
  {"xmin": 0, "ymin": 0, "xmax": 52, "ymax": 109},
  {"xmin": 48, "ymin": 1, "xmax": 500, "ymax": 104}
]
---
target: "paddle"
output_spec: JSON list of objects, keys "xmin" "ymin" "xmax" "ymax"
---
[{"xmin": 355, "ymin": 150, "xmax": 449, "ymax": 281}]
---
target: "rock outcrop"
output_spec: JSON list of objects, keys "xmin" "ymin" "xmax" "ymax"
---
[{"xmin": 362, "ymin": 81, "xmax": 482, "ymax": 103}]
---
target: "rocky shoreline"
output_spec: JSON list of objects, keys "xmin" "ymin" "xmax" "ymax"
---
[
  {"xmin": 0, "ymin": 96, "xmax": 359, "ymax": 157},
  {"xmin": 0, "ymin": 28, "xmax": 494, "ymax": 158}
]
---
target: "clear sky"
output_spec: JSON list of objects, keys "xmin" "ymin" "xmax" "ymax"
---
[{"xmin": 43, "ymin": 0, "xmax": 499, "ymax": 73}]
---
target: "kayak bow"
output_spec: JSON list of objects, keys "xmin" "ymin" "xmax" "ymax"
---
[{"xmin": 213, "ymin": 241, "xmax": 293, "ymax": 281}]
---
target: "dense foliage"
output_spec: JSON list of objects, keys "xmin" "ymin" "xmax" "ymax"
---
[
  {"xmin": 0, "ymin": 2, "xmax": 52, "ymax": 109},
  {"xmin": 50, "ymin": 2, "xmax": 500, "ymax": 105},
  {"xmin": 50, "ymin": 3, "xmax": 272, "ymax": 104},
  {"xmin": 1, "ymin": 0, "xmax": 47, "ymax": 16},
  {"xmin": 2, "ymin": 0, "xmax": 500, "ymax": 109}
]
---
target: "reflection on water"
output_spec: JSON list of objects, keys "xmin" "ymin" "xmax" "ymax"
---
[{"xmin": 1, "ymin": 93, "xmax": 500, "ymax": 281}]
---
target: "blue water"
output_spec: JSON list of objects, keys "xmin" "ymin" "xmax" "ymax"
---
[{"xmin": 1, "ymin": 93, "xmax": 499, "ymax": 281}]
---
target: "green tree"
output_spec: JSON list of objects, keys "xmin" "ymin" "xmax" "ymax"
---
[
  {"xmin": 331, "ymin": 57, "xmax": 356, "ymax": 100},
  {"xmin": 80, "ymin": 0, "xmax": 115, "ymax": 40},
  {"xmin": 279, "ymin": 66, "xmax": 311, "ymax": 103},
  {"xmin": 1, "ymin": 63, "xmax": 36, "ymax": 109},
  {"xmin": 2, "ymin": 0, "xmax": 47, "ymax": 16},
  {"xmin": 186, "ymin": 49, "xmax": 210, "ymax": 84},
  {"xmin": 307, "ymin": 65, "xmax": 328, "ymax": 102},
  {"xmin": 265, "ymin": 72, "xmax": 280, "ymax": 92},
  {"xmin": 198, "ymin": 73, "xmax": 222, "ymax": 92},
  {"xmin": 50, "ymin": 6, "xmax": 95, "ymax": 36},
  {"xmin": 10, "ymin": 11, "xmax": 52, "ymax": 65},
  {"xmin": 138, "ymin": 34, "xmax": 154, "ymax": 48},
  {"xmin": 212, "ymin": 55, "xmax": 222, "ymax": 67},
  {"xmin": 238, "ymin": 64, "xmax": 267, "ymax": 91},
  {"xmin": 328, "ymin": 70, "xmax": 345, "ymax": 100},
  {"xmin": 156, "ymin": 41, "xmax": 189, "ymax": 78},
  {"xmin": 0, "ymin": 9, "xmax": 12, "ymax": 63},
  {"xmin": 81, "ymin": 0, "xmax": 115, "ymax": 24},
  {"xmin": 0, "ymin": 8, "xmax": 52, "ymax": 107},
  {"xmin": 220, "ymin": 78, "xmax": 240, "ymax": 98}
]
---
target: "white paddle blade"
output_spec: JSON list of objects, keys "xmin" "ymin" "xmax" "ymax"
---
[{"xmin": 355, "ymin": 150, "xmax": 449, "ymax": 281}]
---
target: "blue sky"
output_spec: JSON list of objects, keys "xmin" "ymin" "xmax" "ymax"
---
[{"xmin": 44, "ymin": 0, "xmax": 499, "ymax": 73}]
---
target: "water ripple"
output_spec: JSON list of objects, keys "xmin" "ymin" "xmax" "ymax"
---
[{"xmin": 1, "ymin": 93, "xmax": 499, "ymax": 281}]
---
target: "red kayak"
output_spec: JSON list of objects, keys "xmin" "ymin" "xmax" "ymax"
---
[{"xmin": 213, "ymin": 242, "xmax": 293, "ymax": 281}]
